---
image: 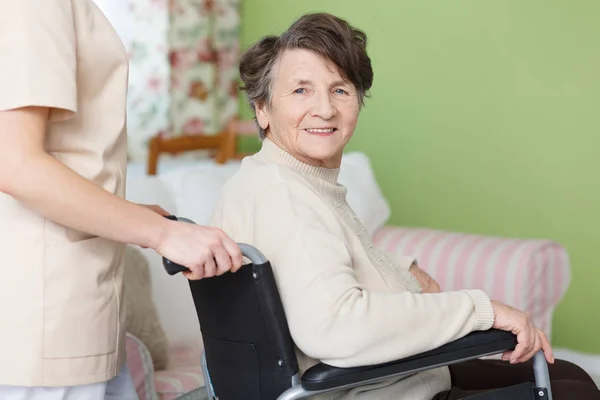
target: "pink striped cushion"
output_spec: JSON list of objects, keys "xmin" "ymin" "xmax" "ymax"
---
[
  {"xmin": 154, "ymin": 345, "xmax": 206, "ymax": 400},
  {"xmin": 374, "ymin": 227, "xmax": 571, "ymax": 339},
  {"xmin": 126, "ymin": 333, "xmax": 157, "ymax": 400}
]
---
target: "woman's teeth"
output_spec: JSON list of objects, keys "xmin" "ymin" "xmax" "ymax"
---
[{"xmin": 306, "ymin": 128, "xmax": 335, "ymax": 133}]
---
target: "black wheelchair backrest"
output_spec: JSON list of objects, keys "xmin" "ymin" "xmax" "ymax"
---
[{"xmin": 187, "ymin": 247, "xmax": 298, "ymax": 399}]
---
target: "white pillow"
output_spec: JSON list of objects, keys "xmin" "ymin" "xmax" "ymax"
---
[
  {"xmin": 339, "ymin": 152, "xmax": 391, "ymax": 236},
  {"xmin": 158, "ymin": 161, "xmax": 242, "ymax": 226},
  {"xmin": 125, "ymin": 173, "xmax": 178, "ymax": 214}
]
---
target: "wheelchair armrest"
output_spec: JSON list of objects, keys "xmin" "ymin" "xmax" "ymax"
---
[{"xmin": 301, "ymin": 329, "xmax": 517, "ymax": 391}]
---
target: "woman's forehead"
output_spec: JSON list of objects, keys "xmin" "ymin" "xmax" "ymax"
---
[{"xmin": 275, "ymin": 49, "xmax": 346, "ymax": 85}]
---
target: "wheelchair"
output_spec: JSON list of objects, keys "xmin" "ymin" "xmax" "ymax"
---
[{"xmin": 163, "ymin": 216, "xmax": 553, "ymax": 400}]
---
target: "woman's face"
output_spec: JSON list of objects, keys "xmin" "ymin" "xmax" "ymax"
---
[{"xmin": 256, "ymin": 49, "xmax": 360, "ymax": 168}]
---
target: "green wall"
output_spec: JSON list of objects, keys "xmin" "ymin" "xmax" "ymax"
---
[{"xmin": 239, "ymin": 0, "xmax": 600, "ymax": 354}]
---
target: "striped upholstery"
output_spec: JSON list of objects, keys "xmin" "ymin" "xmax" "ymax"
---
[
  {"xmin": 126, "ymin": 333, "xmax": 158, "ymax": 400},
  {"xmin": 126, "ymin": 334, "xmax": 205, "ymax": 400},
  {"xmin": 374, "ymin": 227, "xmax": 571, "ymax": 339},
  {"xmin": 154, "ymin": 346, "xmax": 205, "ymax": 400}
]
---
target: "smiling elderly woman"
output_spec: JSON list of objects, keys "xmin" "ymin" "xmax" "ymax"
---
[{"xmin": 210, "ymin": 12, "xmax": 600, "ymax": 400}]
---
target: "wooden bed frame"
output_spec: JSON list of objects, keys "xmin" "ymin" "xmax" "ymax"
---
[{"xmin": 146, "ymin": 118, "xmax": 258, "ymax": 175}]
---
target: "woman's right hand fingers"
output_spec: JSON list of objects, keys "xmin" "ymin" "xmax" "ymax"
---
[
  {"xmin": 516, "ymin": 328, "xmax": 541, "ymax": 364},
  {"xmin": 514, "ymin": 327, "xmax": 555, "ymax": 364},
  {"xmin": 538, "ymin": 328, "xmax": 555, "ymax": 364},
  {"xmin": 492, "ymin": 300, "xmax": 554, "ymax": 364},
  {"xmin": 510, "ymin": 332, "xmax": 532, "ymax": 364},
  {"xmin": 492, "ymin": 300, "xmax": 546, "ymax": 364}
]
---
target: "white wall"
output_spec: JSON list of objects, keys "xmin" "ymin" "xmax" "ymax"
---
[{"xmin": 93, "ymin": 0, "xmax": 133, "ymax": 51}]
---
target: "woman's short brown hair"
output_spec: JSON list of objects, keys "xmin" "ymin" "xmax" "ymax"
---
[{"xmin": 239, "ymin": 12, "xmax": 374, "ymax": 138}]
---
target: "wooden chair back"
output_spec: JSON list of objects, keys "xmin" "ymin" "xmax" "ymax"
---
[{"xmin": 146, "ymin": 119, "xmax": 259, "ymax": 175}]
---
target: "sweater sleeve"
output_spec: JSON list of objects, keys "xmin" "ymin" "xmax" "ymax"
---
[{"xmin": 250, "ymin": 180, "xmax": 495, "ymax": 368}]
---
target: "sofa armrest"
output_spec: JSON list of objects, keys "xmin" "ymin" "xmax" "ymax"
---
[
  {"xmin": 373, "ymin": 227, "xmax": 571, "ymax": 339},
  {"xmin": 126, "ymin": 332, "xmax": 158, "ymax": 400}
]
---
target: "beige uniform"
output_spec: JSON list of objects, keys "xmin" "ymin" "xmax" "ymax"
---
[{"xmin": 0, "ymin": 0, "xmax": 129, "ymax": 387}]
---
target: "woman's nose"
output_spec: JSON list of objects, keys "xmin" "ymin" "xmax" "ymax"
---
[{"xmin": 310, "ymin": 92, "xmax": 337, "ymax": 120}]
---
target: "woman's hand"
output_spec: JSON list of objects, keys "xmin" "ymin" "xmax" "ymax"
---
[
  {"xmin": 409, "ymin": 264, "xmax": 441, "ymax": 293},
  {"xmin": 491, "ymin": 300, "xmax": 554, "ymax": 364}
]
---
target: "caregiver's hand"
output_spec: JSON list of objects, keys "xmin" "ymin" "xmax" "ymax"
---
[
  {"xmin": 409, "ymin": 264, "xmax": 441, "ymax": 293},
  {"xmin": 154, "ymin": 217, "xmax": 243, "ymax": 280},
  {"xmin": 491, "ymin": 300, "xmax": 554, "ymax": 364}
]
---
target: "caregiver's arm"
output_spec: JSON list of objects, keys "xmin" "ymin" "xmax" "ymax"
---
[
  {"xmin": 252, "ymin": 179, "xmax": 495, "ymax": 368},
  {"xmin": 0, "ymin": 107, "xmax": 242, "ymax": 277}
]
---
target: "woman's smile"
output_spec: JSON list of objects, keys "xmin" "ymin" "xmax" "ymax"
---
[{"xmin": 304, "ymin": 127, "xmax": 337, "ymax": 136}]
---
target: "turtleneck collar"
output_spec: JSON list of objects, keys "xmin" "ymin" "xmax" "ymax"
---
[{"xmin": 255, "ymin": 138, "xmax": 341, "ymax": 184}]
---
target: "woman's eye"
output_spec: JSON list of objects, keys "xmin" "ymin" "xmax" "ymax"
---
[
  {"xmin": 334, "ymin": 89, "xmax": 348, "ymax": 95},
  {"xmin": 294, "ymin": 88, "xmax": 306, "ymax": 94}
]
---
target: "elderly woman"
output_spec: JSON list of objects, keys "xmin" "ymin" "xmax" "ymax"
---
[{"xmin": 210, "ymin": 12, "xmax": 599, "ymax": 400}]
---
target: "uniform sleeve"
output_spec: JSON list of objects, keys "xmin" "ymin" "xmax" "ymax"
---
[
  {"xmin": 0, "ymin": 0, "xmax": 77, "ymax": 121},
  {"xmin": 251, "ymin": 180, "xmax": 495, "ymax": 368}
]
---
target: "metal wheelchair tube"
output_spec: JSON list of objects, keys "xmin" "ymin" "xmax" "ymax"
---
[
  {"xmin": 201, "ymin": 351, "xmax": 216, "ymax": 399},
  {"xmin": 533, "ymin": 351, "xmax": 553, "ymax": 400},
  {"xmin": 238, "ymin": 243, "xmax": 268, "ymax": 264}
]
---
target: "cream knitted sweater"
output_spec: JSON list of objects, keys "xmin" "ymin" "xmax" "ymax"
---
[{"xmin": 210, "ymin": 139, "xmax": 496, "ymax": 400}]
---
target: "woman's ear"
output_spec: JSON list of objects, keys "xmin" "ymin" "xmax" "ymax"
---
[{"xmin": 255, "ymin": 102, "xmax": 269, "ymax": 131}]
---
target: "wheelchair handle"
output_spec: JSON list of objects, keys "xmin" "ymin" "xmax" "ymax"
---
[{"xmin": 161, "ymin": 215, "xmax": 267, "ymax": 275}]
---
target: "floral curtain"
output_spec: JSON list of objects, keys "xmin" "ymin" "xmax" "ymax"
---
[
  {"xmin": 169, "ymin": 0, "xmax": 218, "ymax": 137},
  {"xmin": 126, "ymin": 0, "xmax": 171, "ymax": 162},
  {"xmin": 125, "ymin": 0, "xmax": 240, "ymax": 162},
  {"xmin": 213, "ymin": 0, "xmax": 241, "ymax": 131}
]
